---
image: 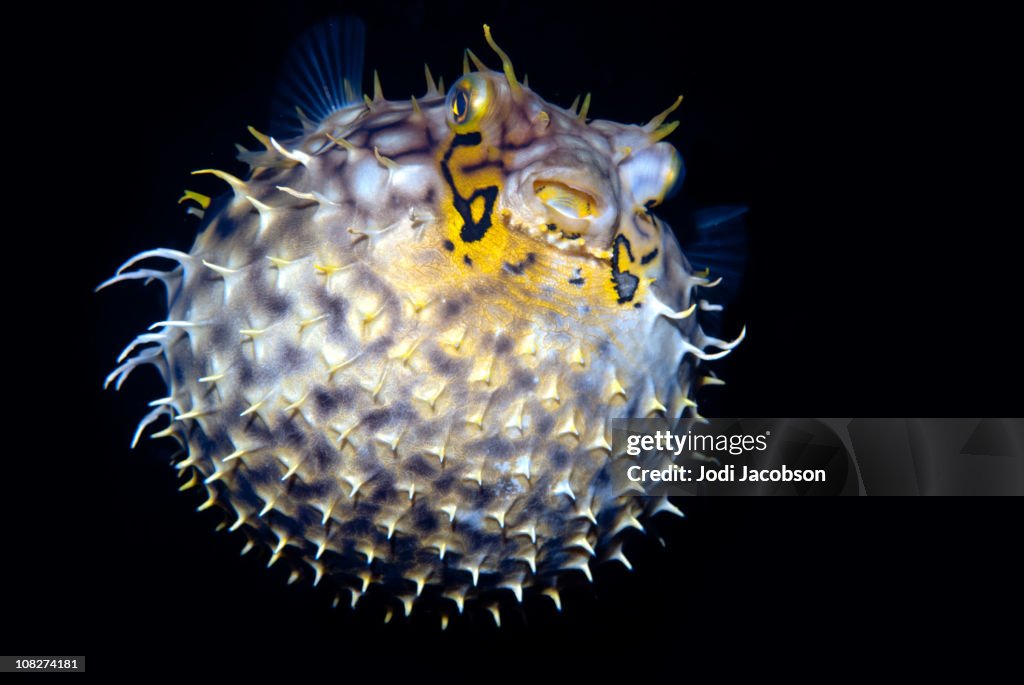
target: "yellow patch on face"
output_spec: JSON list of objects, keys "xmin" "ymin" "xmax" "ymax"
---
[{"xmin": 469, "ymin": 195, "xmax": 487, "ymax": 225}]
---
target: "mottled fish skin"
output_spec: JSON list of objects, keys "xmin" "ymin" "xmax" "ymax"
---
[{"xmin": 102, "ymin": 29, "xmax": 741, "ymax": 622}]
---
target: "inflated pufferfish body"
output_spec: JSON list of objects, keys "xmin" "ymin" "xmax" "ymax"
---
[{"xmin": 103, "ymin": 25, "xmax": 742, "ymax": 621}]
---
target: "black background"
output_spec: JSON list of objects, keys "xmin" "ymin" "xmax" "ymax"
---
[{"xmin": 16, "ymin": 0, "xmax": 1019, "ymax": 675}]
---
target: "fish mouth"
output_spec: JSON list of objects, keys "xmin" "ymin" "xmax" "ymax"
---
[
  {"xmin": 532, "ymin": 179, "xmax": 599, "ymax": 221},
  {"xmin": 523, "ymin": 167, "xmax": 612, "ymax": 242}
]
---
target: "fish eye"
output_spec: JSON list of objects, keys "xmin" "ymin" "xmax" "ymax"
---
[
  {"xmin": 452, "ymin": 91, "xmax": 469, "ymax": 122},
  {"xmin": 445, "ymin": 74, "xmax": 490, "ymax": 130}
]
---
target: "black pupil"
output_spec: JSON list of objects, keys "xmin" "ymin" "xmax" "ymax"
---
[{"xmin": 455, "ymin": 91, "xmax": 469, "ymax": 120}]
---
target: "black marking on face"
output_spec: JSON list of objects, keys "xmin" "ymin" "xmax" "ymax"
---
[
  {"xmin": 463, "ymin": 254, "xmax": 473, "ymax": 267},
  {"xmin": 641, "ymin": 248, "xmax": 659, "ymax": 265},
  {"xmin": 568, "ymin": 267, "xmax": 585, "ymax": 287},
  {"xmin": 546, "ymin": 223, "xmax": 558, "ymax": 231},
  {"xmin": 614, "ymin": 272, "xmax": 639, "ymax": 303},
  {"xmin": 460, "ymin": 159, "xmax": 505, "ymax": 175},
  {"xmin": 611, "ymin": 234, "xmax": 639, "ymax": 304},
  {"xmin": 614, "ymin": 234, "xmax": 635, "ymax": 261},
  {"xmin": 498, "ymin": 138, "xmax": 534, "ymax": 152},
  {"xmin": 440, "ymin": 131, "xmax": 499, "ymax": 243},
  {"xmin": 442, "ymin": 239, "xmax": 455, "ymax": 251},
  {"xmin": 634, "ymin": 302, "xmax": 643, "ymax": 309},
  {"xmin": 502, "ymin": 252, "xmax": 536, "ymax": 275}
]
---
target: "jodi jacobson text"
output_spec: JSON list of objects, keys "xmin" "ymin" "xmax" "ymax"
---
[{"xmin": 627, "ymin": 464, "xmax": 827, "ymax": 483}]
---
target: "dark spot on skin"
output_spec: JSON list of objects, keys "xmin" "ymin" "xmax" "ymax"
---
[
  {"xmin": 209, "ymin": 322, "xmax": 233, "ymax": 349},
  {"xmin": 462, "ymin": 526, "xmax": 496, "ymax": 553},
  {"xmin": 313, "ymin": 386, "xmax": 353, "ymax": 416},
  {"xmin": 549, "ymin": 446, "xmax": 571, "ymax": 468},
  {"xmin": 244, "ymin": 461, "xmax": 278, "ymax": 486},
  {"xmin": 361, "ymin": 402, "xmax": 412, "ymax": 433},
  {"xmin": 227, "ymin": 471, "xmax": 263, "ymax": 509},
  {"xmin": 277, "ymin": 415, "xmax": 306, "ymax": 449},
  {"xmin": 236, "ymin": 358, "xmax": 255, "ymax": 387},
  {"xmin": 207, "ymin": 195, "xmax": 237, "ymax": 239},
  {"xmin": 369, "ymin": 471, "xmax": 395, "ymax": 503},
  {"xmin": 568, "ymin": 268, "xmax": 585, "ymax": 287},
  {"xmin": 289, "ymin": 479, "xmax": 331, "ymax": 501},
  {"xmin": 362, "ymin": 408, "xmax": 393, "ymax": 431},
  {"xmin": 363, "ymin": 336, "xmax": 394, "ymax": 362},
  {"xmin": 404, "ymin": 455, "xmax": 437, "ymax": 478},
  {"xmin": 511, "ymin": 369, "xmax": 537, "ymax": 390},
  {"xmin": 563, "ymin": 232, "xmax": 581, "ymax": 240},
  {"xmin": 469, "ymin": 435, "xmax": 514, "ymax": 460},
  {"xmin": 309, "ymin": 437, "xmax": 336, "ymax": 471},
  {"xmin": 413, "ymin": 505, "xmax": 438, "ymax": 533},
  {"xmin": 443, "ymin": 239, "xmax": 455, "ymax": 251},
  {"xmin": 342, "ymin": 515, "xmax": 376, "ymax": 537},
  {"xmin": 435, "ymin": 471, "xmax": 455, "ymax": 494},
  {"xmin": 172, "ymin": 360, "xmax": 186, "ymax": 387},
  {"xmin": 472, "ymin": 486, "xmax": 494, "ymax": 509},
  {"xmin": 425, "ymin": 187, "xmax": 436, "ymax": 204},
  {"xmin": 503, "ymin": 253, "xmax": 536, "ymax": 275},
  {"xmin": 641, "ymin": 248, "xmax": 659, "ymax": 265},
  {"xmin": 535, "ymin": 413, "xmax": 554, "ymax": 436},
  {"xmin": 429, "ymin": 349, "xmax": 464, "ymax": 376},
  {"xmin": 634, "ymin": 302, "xmax": 642, "ymax": 309},
  {"xmin": 315, "ymin": 292, "xmax": 349, "ymax": 342},
  {"xmin": 442, "ymin": 299, "xmax": 463, "ymax": 318},
  {"xmin": 546, "ymin": 223, "xmax": 558, "ymax": 231},
  {"xmin": 244, "ymin": 266, "xmax": 290, "ymax": 316},
  {"xmin": 494, "ymin": 335, "xmax": 513, "ymax": 355},
  {"xmin": 242, "ymin": 412, "xmax": 272, "ymax": 441},
  {"xmin": 463, "ymin": 255, "xmax": 473, "ymax": 267},
  {"xmin": 279, "ymin": 344, "xmax": 306, "ymax": 371},
  {"xmin": 261, "ymin": 293, "xmax": 291, "ymax": 317}
]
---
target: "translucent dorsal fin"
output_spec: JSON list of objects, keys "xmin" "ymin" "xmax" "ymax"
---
[{"xmin": 272, "ymin": 17, "xmax": 366, "ymax": 136}]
